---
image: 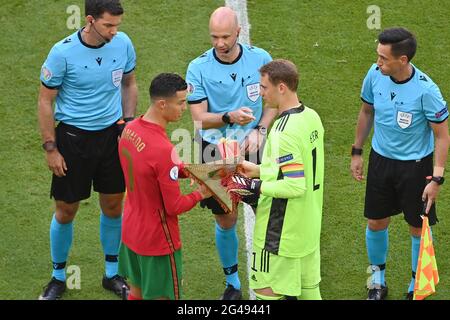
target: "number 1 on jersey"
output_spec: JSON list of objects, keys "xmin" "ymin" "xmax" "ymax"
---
[{"xmin": 312, "ymin": 147, "xmax": 320, "ymax": 191}]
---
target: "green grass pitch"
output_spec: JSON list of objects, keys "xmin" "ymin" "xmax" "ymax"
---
[{"xmin": 0, "ymin": 0, "xmax": 449, "ymax": 300}]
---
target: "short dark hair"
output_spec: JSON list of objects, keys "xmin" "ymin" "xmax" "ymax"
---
[
  {"xmin": 259, "ymin": 59, "xmax": 299, "ymax": 92},
  {"xmin": 150, "ymin": 73, "xmax": 187, "ymax": 100},
  {"xmin": 378, "ymin": 27, "xmax": 417, "ymax": 61},
  {"xmin": 85, "ymin": 0, "xmax": 124, "ymax": 19}
]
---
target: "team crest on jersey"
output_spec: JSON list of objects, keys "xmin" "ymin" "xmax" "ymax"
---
[
  {"xmin": 169, "ymin": 166, "xmax": 179, "ymax": 181},
  {"xmin": 41, "ymin": 66, "xmax": 52, "ymax": 81},
  {"xmin": 112, "ymin": 69, "xmax": 123, "ymax": 88},
  {"xmin": 246, "ymin": 83, "xmax": 260, "ymax": 102},
  {"xmin": 397, "ymin": 111, "xmax": 413, "ymax": 129},
  {"xmin": 187, "ymin": 83, "xmax": 195, "ymax": 96}
]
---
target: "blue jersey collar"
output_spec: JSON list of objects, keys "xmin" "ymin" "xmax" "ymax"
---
[
  {"xmin": 77, "ymin": 28, "xmax": 106, "ymax": 49},
  {"xmin": 213, "ymin": 44, "xmax": 243, "ymax": 65},
  {"xmin": 390, "ymin": 65, "xmax": 416, "ymax": 84}
]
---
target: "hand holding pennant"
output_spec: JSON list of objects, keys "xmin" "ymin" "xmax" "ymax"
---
[
  {"xmin": 413, "ymin": 177, "xmax": 439, "ymax": 300},
  {"xmin": 183, "ymin": 139, "xmax": 243, "ymax": 214}
]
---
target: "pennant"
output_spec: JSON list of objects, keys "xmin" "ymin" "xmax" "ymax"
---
[{"xmin": 413, "ymin": 216, "xmax": 439, "ymax": 300}]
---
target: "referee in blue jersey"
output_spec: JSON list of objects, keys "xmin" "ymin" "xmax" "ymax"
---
[
  {"xmin": 37, "ymin": 0, "xmax": 137, "ymax": 300},
  {"xmin": 186, "ymin": 7, "xmax": 276, "ymax": 300},
  {"xmin": 351, "ymin": 27, "xmax": 449, "ymax": 300}
]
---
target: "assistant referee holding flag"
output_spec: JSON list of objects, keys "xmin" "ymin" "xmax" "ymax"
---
[{"xmin": 351, "ymin": 27, "xmax": 449, "ymax": 300}]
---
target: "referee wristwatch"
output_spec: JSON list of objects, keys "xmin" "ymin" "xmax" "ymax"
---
[
  {"xmin": 351, "ymin": 145, "xmax": 363, "ymax": 156},
  {"xmin": 431, "ymin": 176, "xmax": 445, "ymax": 185},
  {"xmin": 222, "ymin": 112, "xmax": 231, "ymax": 124},
  {"xmin": 42, "ymin": 141, "xmax": 57, "ymax": 152}
]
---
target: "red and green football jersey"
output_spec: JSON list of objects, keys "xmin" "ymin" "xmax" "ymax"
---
[{"xmin": 118, "ymin": 117, "xmax": 202, "ymax": 256}]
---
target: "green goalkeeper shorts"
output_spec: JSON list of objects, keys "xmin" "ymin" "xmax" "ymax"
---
[
  {"xmin": 249, "ymin": 244, "xmax": 321, "ymax": 297},
  {"xmin": 118, "ymin": 243, "xmax": 183, "ymax": 300}
]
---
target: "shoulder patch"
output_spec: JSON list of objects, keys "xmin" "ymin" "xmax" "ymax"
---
[
  {"xmin": 41, "ymin": 66, "xmax": 52, "ymax": 81},
  {"xmin": 276, "ymin": 154, "xmax": 294, "ymax": 164},
  {"xmin": 169, "ymin": 166, "xmax": 179, "ymax": 181},
  {"xmin": 435, "ymin": 107, "xmax": 448, "ymax": 119},
  {"xmin": 187, "ymin": 83, "xmax": 195, "ymax": 96}
]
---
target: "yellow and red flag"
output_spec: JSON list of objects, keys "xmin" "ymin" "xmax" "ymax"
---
[{"xmin": 413, "ymin": 216, "xmax": 439, "ymax": 300}]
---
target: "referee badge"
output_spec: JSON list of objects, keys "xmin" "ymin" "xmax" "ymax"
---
[
  {"xmin": 169, "ymin": 166, "xmax": 179, "ymax": 181},
  {"xmin": 112, "ymin": 69, "xmax": 123, "ymax": 88},
  {"xmin": 397, "ymin": 111, "xmax": 412, "ymax": 129},
  {"xmin": 246, "ymin": 83, "xmax": 260, "ymax": 102}
]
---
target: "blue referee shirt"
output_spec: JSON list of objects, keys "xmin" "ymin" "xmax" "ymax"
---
[
  {"xmin": 186, "ymin": 44, "xmax": 272, "ymax": 144},
  {"xmin": 361, "ymin": 63, "xmax": 448, "ymax": 160},
  {"xmin": 40, "ymin": 29, "xmax": 136, "ymax": 131}
]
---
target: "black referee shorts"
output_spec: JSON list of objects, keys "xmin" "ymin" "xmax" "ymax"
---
[
  {"xmin": 364, "ymin": 149, "xmax": 437, "ymax": 228},
  {"xmin": 198, "ymin": 138, "xmax": 262, "ymax": 215},
  {"xmin": 50, "ymin": 122, "xmax": 125, "ymax": 204}
]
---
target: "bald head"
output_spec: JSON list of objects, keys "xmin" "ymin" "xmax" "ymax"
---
[
  {"xmin": 209, "ymin": 6, "xmax": 239, "ymax": 32},
  {"xmin": 209, "ymin": 7, "xmax": 241, "ymax": 61}
]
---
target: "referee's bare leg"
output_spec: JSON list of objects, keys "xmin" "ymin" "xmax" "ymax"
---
[
  {"xmin": 55, "ymin": 201, "xmax": 79, "ymax": 224},
  {"xmin": 99, "ymin": 193, "xmax": 124, "ymax": 219},
  {"xmin": 367, "ymin": 217, "xmax": 390, "ymax": 231}
]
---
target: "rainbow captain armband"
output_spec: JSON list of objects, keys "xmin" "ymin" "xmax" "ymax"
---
[{"xmin": 280, "ymin": 163, "xmax": 304, "ymax": 178}]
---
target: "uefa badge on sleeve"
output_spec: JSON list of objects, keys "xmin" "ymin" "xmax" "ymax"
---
[
  {"xmin": 187, "ymin": 83, "xmax": 195, "ymax": 96},
  {"xmin": 41, "ymin": 66, "xmax": 53, "ymax": 81}
]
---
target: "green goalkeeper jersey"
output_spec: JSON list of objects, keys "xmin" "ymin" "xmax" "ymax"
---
[{"xmin": 254, "ymin": 105, "xmax": 324, "ymax": 258}]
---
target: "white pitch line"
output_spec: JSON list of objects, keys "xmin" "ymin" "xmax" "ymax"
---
[{"xmin": 225, "ymin": 0, "xmax": 256, "ymax": 300}]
